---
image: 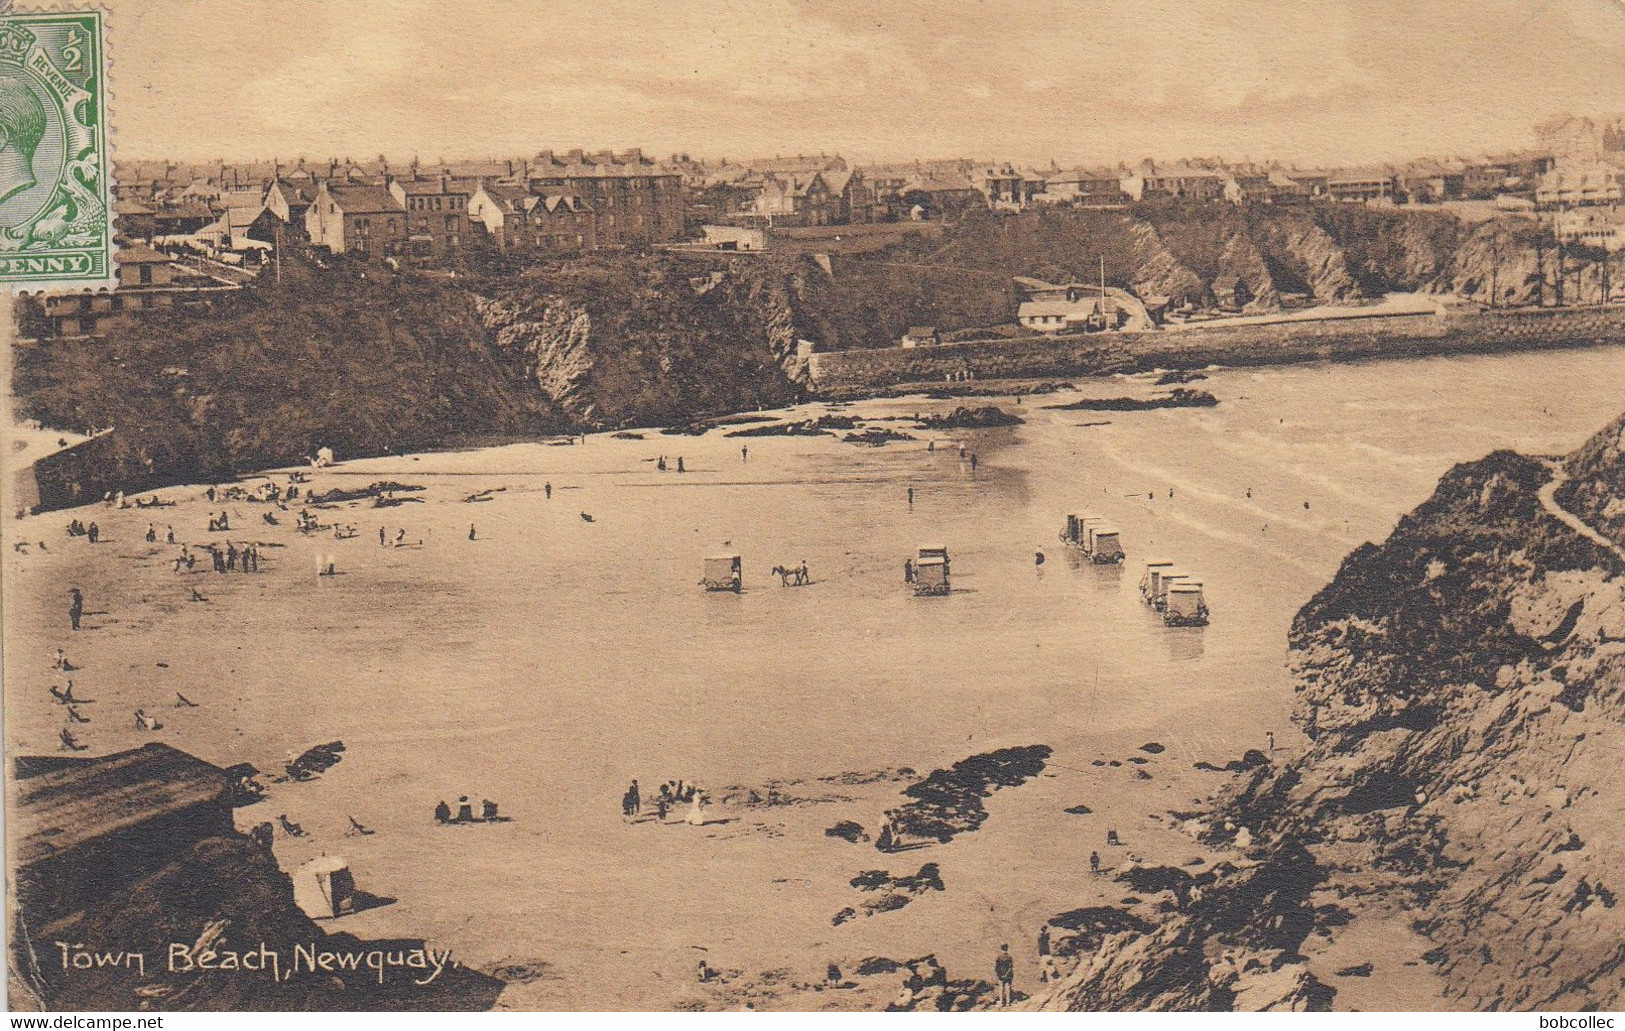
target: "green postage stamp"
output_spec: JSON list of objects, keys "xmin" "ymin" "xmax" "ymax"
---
[{"xmin": 0, "ymin": 8, "xmax": 111, "ymax": 291}]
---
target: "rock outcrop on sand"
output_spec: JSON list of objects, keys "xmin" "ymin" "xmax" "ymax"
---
[
  {"xmin": 1036, "ymin": 411, "xmax": 1625, "ymax": 1011},
  {"xmin": 883, "ymin": 745, "xmax": 1051, "ymax": 846}
]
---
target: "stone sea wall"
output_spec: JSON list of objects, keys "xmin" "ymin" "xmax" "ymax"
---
[{"xmin": 805, "ymin": 307, "xmax": 1625, "ymax": 393}]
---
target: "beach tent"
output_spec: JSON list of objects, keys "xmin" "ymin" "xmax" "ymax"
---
[{"xmin": 293, "ymin": 855, "xmax": 356, "ymax": 919}]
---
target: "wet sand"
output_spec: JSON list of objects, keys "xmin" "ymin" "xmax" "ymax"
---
[{"xmin": 7, "ymin": 344, "xmax": 1624, "ymax": 1010}]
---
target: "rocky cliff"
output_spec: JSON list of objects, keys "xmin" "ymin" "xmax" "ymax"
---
[
  {"xmin": 471, "ymin": 255, "xmax": 806, "ymax": 427},
  {"xmin": 1127, "ymin": 220, "xmax": 1205, "ymax": 305},
  {"xmin": 846, "ymin": 206, "xmax": 1613, "ymax": 350},
  {"xmin": 1038, "ymin": 412, "xmax": 1625, "ymax": 1011},
  {"xmin": 12, "ymin": 247, "xmax": 568, "ymax": 494}
]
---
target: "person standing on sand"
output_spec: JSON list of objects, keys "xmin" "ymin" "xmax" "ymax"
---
[
  {"xmin": 545, "ymin": 482, "xmax": 552, "ymax": 499},
  {"xmin": 1090, "ymin": 850, "xmax": 1101, "ymax": 874},
  {"xmin": 68, "ymin": 588, "xmax": 83, "ymax": 631},
  {"xmin": 677, "ymin": 456, "xmax": 686, "ymax": 473},
  {"xmin": 380, "ymin": 526, "xmax": 386, "ymax": 546},
  {"xmin": 87, "ymin": 522, "xmax": 99, "ymax": 544},
  {"xmin": 994, "ymin": 945, "xmax": 1014, "ymax": 1006},
  {"xmin": 741, "ymin": 445, "xmax": 749, "ymax": 462},
  {"xmin": 146, "ymin": 524, "xmax": 156, "ymax": 543},
  {"xmin": 1266, "ymin": 731, "xmax": 1275, "ymax": 754},
  {"xmin": 469, "ymin": 524, "xmax": 477, "ymax": 541},
  {"xmin": 165, "ymin": 525, "xmax": 175, "ymax": 544},
  {"xmin": 907, "ymin": 487, "xmax": 914, "ymax": 506}
]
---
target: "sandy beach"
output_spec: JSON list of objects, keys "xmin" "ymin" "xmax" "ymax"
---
[{"xmin": 8, "ymin": 343, "xmax": 1624, "ymax": 1010}]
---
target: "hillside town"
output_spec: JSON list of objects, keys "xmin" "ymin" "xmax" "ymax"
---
[
  {"xmin": 10, "ymin": 0, "xmax": 1625, "ymax": 1015},
  {"xmin": 47, "ymin": 115, "xmax": 1623, "ymax": 342}
]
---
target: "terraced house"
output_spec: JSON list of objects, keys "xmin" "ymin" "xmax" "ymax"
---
[
  {"xmin": 529, "ymin": 148, "xmax": 685, "ymax": 246},
  {"xmin": 468, "ymin": 183, "xmax": 598, "ymax": 253},
  {"xmin": 388, "ymin": 176, "xmax": 477, "ymax": 259}
]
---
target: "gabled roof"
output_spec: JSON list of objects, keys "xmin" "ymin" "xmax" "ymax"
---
[
  {"xmin": 1328, "ymin": 167, "xmax": 1395, "ymax": 184},
  {"xmin": 153, "ymin": 201, "xmax": 216, "ymax": 221},
  {"xmin": 822, "ymin": 169, "xmax": 855, "ymax": 195},
  {"xmin": 114, "ymin": 241, "xmax": 172, "ymax": 264},
  {"xmin": 1048, "ymin": 168, "xmax": 1122, "ymax": 184},
  {"xmin": 269, "ymin": 179, "xmax": 312, "ymax": 203},
  {"xmin": 474, "ymin": 182, "xmax": 532, "ymax": 208},
  {"xmin": 215, "ymin": 189, "xmax": 264, "ymax": 212},
  {"xmin": 903, "ymin": 174, "xmax": 979, "ymax": 193},
  {"xmin": 1019, "ymin": 298, "xmax": 1101, "ymax": 318},
  {"xmin": 325, "ymin": 184, "xmax": 404, "ymax": 214},
  {"xmin": 537, "ymin": 194, "xmax": 591, "ymax": 213},
  {"xmin": 15, "ymin": 743, "xmax": 228, "ymax": 868}
]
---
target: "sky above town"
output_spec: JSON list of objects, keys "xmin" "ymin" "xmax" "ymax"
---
[{"xmin": 111, "ymin": 0, "xmax": 1625, "ymax": 167}]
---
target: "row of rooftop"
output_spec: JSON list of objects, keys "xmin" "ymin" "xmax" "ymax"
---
[
  {"xmin": 115, "ymin": 145, "xmax": 1625, "ymax": 235},
  {"xmin": 27, "ymin": 143, "xmax": 1619, "ymax": 340}
]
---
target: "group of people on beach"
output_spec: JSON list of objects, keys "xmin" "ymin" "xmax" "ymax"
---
[
  {"xmin": 623, "ymin": 778, "xmax": 709, "ymax": 824},
  {"xmin": 655, "ymin": 455, "xmax": 686, "ymax": 473},
  {"xmin": 65, "ymin": 519, "xmax": 98, "ymax": 542},
  {"xmin": 208, "ymin": 541, "xmax": 261, "ymax": 573},
  {"xmin": 434, "ymin": 795, "xmax": 502, "ymax": 824}
]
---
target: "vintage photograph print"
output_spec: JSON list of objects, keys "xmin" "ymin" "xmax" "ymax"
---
[{"xmin": 4, "ymin": 0, "xmax": 1625, "ymax": 1016}]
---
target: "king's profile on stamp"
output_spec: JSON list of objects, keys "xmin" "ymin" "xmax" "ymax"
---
[{"xmin": 0, "ymin": 10, "xmax": 111, "ymax": 291}]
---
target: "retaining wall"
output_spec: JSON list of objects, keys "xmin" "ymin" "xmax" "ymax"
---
[{"xmin": 806, "ymin": 307, "xmax": 1625, "ymax": 393}]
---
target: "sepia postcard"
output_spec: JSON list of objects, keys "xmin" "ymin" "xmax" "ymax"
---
[{"xmin": 3, "ymin": 0, "xmax": 1625, "ymax": 1018}]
